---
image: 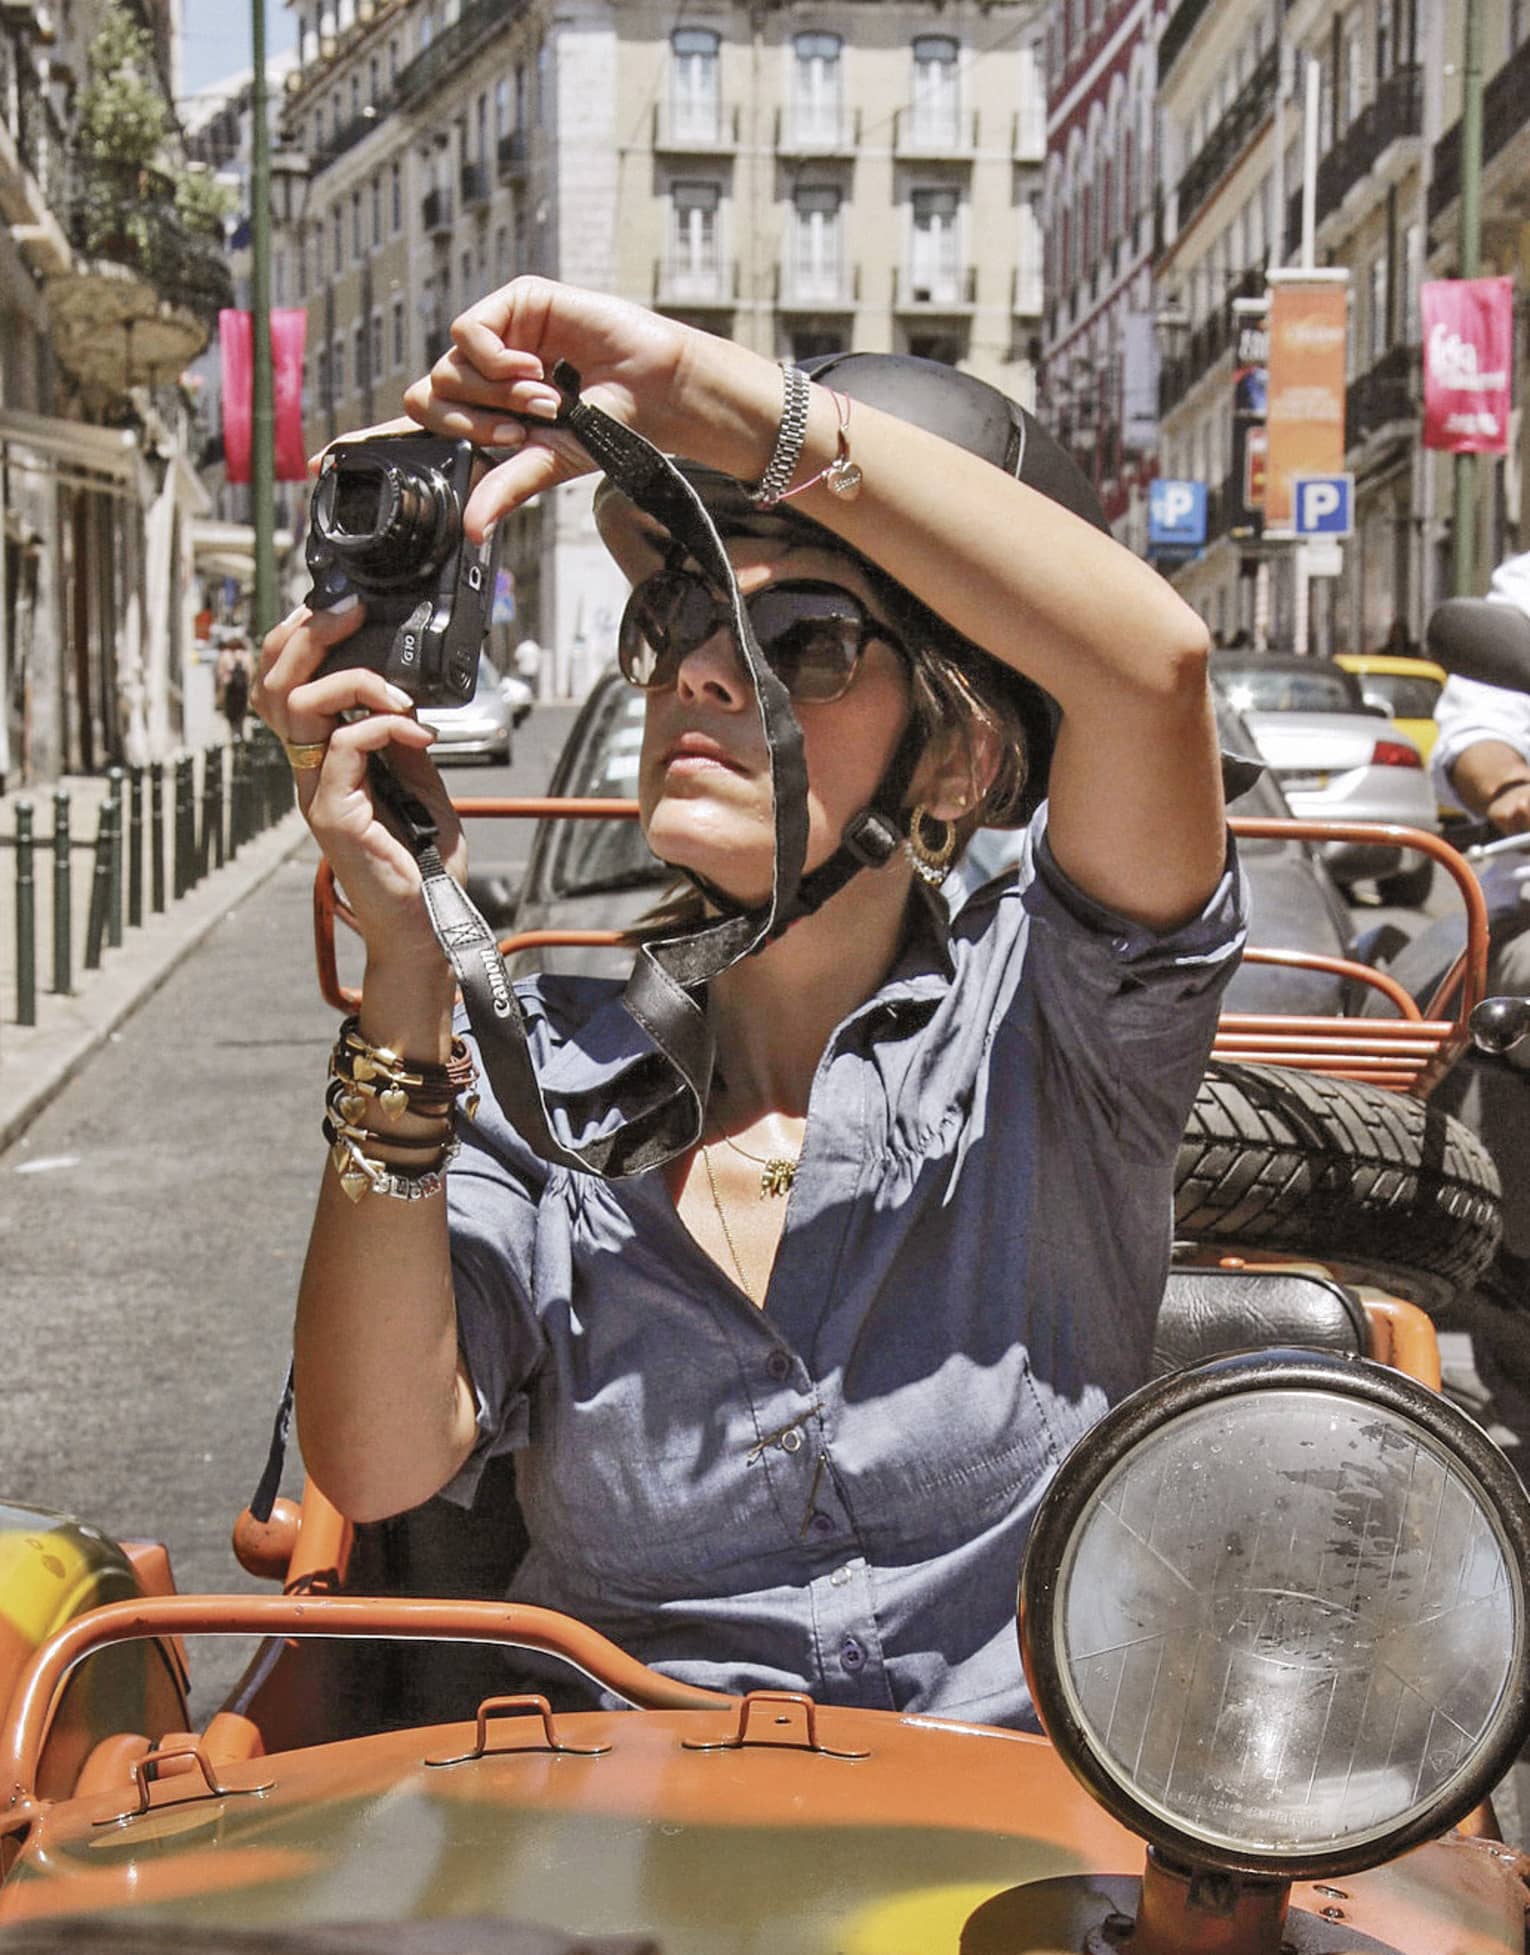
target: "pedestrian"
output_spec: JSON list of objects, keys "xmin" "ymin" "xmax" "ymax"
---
[
  {"xmin": 253, "ymin": 277, "xmax": 1244, "ymax": 1727},
  {"xmin": 216, "ymin": 637, "xmax": 254, "ymax": 742}
]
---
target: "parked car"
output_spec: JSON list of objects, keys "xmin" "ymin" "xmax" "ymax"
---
[
  {"xmin": 1211, "ymin": 650, "xmax": 1440, "ymax": 905},
  {"xmin": 417, "ymin": 651, "xmax": 516, "ymax": 765},
  {"xmin": 1334, "ymin": 651, "xmax": 1448, "ymax": 768},
  {"xmin": 507, "ymin": 670, "xmax": 1358, "ymax": 1015}
]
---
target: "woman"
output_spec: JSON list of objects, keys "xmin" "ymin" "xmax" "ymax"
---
[{"xmin": 256, "ymin": 279, "xmax": 1244, "ymax": 1728}]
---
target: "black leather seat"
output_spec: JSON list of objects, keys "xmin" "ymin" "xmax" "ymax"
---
[{"xmin": 1153, "ymin": 1266, "xmax": 1367, "ymax": 1377}]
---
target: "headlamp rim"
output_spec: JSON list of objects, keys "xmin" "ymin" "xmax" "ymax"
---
[{"xmin": 1018, "ymin": 1346, "xmax": 1530, "ymax": 1882}]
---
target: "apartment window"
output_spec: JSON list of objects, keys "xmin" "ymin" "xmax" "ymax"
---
[
  {"xmin": 331, "ymin": 204, "xmax": 343, "ymax": 273},
  {"xmin": 670, "ymin": 180, "xmax": 721, "ymax": 295},
  {"xmin": 476, "ymin": 91, "xmax": 489, "ymax": 160},
  {"xmin": 671, "ymin": 27, "xmax": 720, "ymax": 142},
  {"xmin": 461, "ymin": 247, "xmax": 473, "ymax": 307},
  {"xmin": 368, "ymin": 54, "xmax": 379, "ymax": 105},
  {"xmin": 330, "ymin": 91, "xmax": 340, "ymax": 145},
  {"xmin": 371, "ymin": 174, "xmax": 382, "ymax": 247},
  {"xmin": 791, "ymin": 32, "xmax": 843, "ymax": 146},
  {"xmin": 911, "ymin": 34, "xmax": 960, "ymax": 148},
  {"xmin": 391, "ymin": 295, "xmax": 406, "ymax": 368},
  {"xmin": 1343, "ymin": 14, "xmax": 1365, "ymax": 125},
  {"xmin": 350, "ymin": 74, "xmax": 360, "ymax": 122},
  {"xmin": 495, "ymin": 222, "xmax": 510, "ymax": 281},
  {"xmin": 1401, "ymin": 220, "xmax": 1421, "ymax": 339},
  {"xmin": 351, "ymin": 189, "xmax": 362, "ymax": 257},
  {"xmin": 388, "ymin": 36, "xmax": 398, "ymax": 85},
  {"xmin": 496, "ymin": 77, "xmax": 510, "ymax": 138},
  {"xmin": 333, "ymin": 335, "xmax": 346, "ymax": 398},
  {"xmin": 317, "ymin": 344, "xmax": 329, "ymax": 408},
  {"xmin": 909, "ymin": 186, "xmax": 961, "ymax": 302},
  {"xmin": 296, "ymin": 231, "xmax": 309, "ymax": 300},
  {"xmin": 790, "ymin": 185, "xmax": 842, "ymax": 302},
  {"xmin": 536, "ymin": 40, "xmax": 549, "ymax": 125},
  {"xmin": 1369, "ymin": 255, "xmax": 1388, "ymax": 360},
  {"xmin": 353, "ymin": 322, "xmax": 367, "ymax": 397},
  {"xmin": 370, "ymin": 311, "xmax": 383, "ymax": 383},
  {"xmin": 515, "ymin": 62, "xmax": 527, "ymax": 129},
  {"xmin": 391, "ymin": 159, "xmax": 402, "ymax": 233},
  {"xmin": 1376, "ymin": 2, "xmax": 1391, "ymax": 79}
]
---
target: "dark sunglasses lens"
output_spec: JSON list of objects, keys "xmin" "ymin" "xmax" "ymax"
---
[
  {"xmin": 751, "ymin": 590, "xmax": 864, "ymax": 702},
  {"xmin": 619, "ymin": 573, "xmax": 723, "ymax": 689}
]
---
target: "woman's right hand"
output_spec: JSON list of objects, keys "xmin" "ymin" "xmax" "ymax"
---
[{"xmin": 252, "ymin": 598, "xmax": 467, "ymax": 968}]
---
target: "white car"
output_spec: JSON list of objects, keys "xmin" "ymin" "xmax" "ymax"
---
[
  {"xmin": 1212, "ymin": 652, "xmax": 1440, "ymax": 904},
  {"xmin": 417, "ymin": 651, "xmax": 516, "ymax": 765}
]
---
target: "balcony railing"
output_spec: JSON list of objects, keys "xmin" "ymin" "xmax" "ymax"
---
[
  {"xmin": 775, "ymin": 260, "xmax": 859, "ymax": 310},
  {"xmin": 774, "ymin": 105, "xmax": 860, "ymax": 155},
  {"xmin": 1176, "ymin": 45, "xmax": 1278, "ymax": 233},
  {"xmin": 421, "ymin": 187, "xmax": 453, "ymax": 236},
  {"xmin": 312, "ymin": 101, "xmax": 388, "ymax": 175},
  {"xmin": 1157, "ymin": 267, "xmax": 1265, "ymax": 419},
  {"xmin": 652, "ymin": 258, "xmax": 739, "ymax": 309},
  {"xmin": 1346, "ymin": 342, "xmax": 1418, "ymax": 450},
  {"xmin": 395, "ymin": 0, "xmax": 524, "ymax": 111},
  {"xmin": 653, "ymin": 101, "xmax": 741, "ymax": 152},
  {"xmin": 497, "ymin": 129, "xmax": 529, "ymax": 180},
  {"xmin": 66, "ymin": 156, "xmax": 233, "ymax": 322},
  {"xmin": 1159, "ymin": 0, "xmax": 1218, "ymax": 86},
  {"xmin": 460, "ymin": 160, "xmax": 491, "ymax": 208},
  {"xmin": 4, "ymin": 51, "xmax": 69, "ymax": 213},
  {"xmin": 892, "ymin": 106, "xmax": 978, "ymax": 159},
  {"xmin": 892, "ymin": 265, "xmax": 977, "ymax": 310},
  {"xmin": 1431, "ymin": 31, "xmax": 1530, "ymax": 220}
]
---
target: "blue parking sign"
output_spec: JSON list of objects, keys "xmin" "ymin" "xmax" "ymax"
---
[
  {"xmin": 1148, "ymin": 479, "xmax": 1208, "ymax": 549},
  {"xmin": 1293, "ymin": 474, "xmax": 1352, "ymax": 536}
]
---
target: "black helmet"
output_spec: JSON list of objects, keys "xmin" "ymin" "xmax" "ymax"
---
[{"xmin": 596, "ymin": 353, "xmax": 1109, "ymax": 828}]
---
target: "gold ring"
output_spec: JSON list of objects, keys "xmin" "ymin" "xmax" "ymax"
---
[{"xmin": 284, "ymin": 739, "xmax": 329, "ymax": 772}]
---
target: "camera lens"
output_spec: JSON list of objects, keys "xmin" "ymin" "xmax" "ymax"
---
[{"xmin": 314, "ymin": 455, "xmax": 457, "ymax": 585}]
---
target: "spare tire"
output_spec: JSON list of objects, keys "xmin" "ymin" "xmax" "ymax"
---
[{"xmin": 1175, "ymin": 1061, "xmax": 1502, "ymax": 1313}]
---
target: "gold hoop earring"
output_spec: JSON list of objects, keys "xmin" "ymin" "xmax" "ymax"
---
[{"xmin": 906, "ymin": 806, "xmax": 957, "ymax": 885}]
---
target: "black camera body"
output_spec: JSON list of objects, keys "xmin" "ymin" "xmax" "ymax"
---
[{"xmin": 304, "ymin": 433, "xmax": 498, "ymax": 707}]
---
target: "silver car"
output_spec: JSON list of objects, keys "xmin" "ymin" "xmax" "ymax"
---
[
  {"xmin": 417, "ymin": 651, "xmax": 515, "ymax": 765},
  {"xmin": 1211, "ymin": 653, "xmax": 1440, "ymax": 905}
]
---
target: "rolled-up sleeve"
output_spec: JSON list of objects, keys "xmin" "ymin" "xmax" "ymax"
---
[{"xmin": 1431, "ymin": 674, "xmax": 1530, "ymax": 805}]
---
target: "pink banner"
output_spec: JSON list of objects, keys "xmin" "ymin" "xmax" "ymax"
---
[
  {"xmin": 272, "ymin": 307, "xmax": 308, "ymax": 482},
  {"xmin": 1421, "ymin": 276, "xmax": 1514, "ymax": 454},
  {"xmin": 219, "ymin": 308, "xmax": 308, "ymax": 484},
  {"xmin": 219, "ymin": 308, "xmax": 252, "ymax": 484}
]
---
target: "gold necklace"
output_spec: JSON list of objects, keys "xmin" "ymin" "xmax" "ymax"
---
[
  {"xmin": 701, "ymin": 1142, "xmax": 757, "ymax": 1300},
  {"xmin": 718, "ymin": 1130, "xmax": 799, "ymax": 1199}
]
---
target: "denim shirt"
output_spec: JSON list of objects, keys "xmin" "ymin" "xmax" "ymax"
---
[{"xmin": 445, "ymin": 808, "xmax": 1247, "ymax": 1729}]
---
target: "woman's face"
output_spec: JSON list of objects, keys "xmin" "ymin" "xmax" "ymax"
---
[{"xmin": 635, "ymin": 538, "xmax": 915, "ymax": 909}]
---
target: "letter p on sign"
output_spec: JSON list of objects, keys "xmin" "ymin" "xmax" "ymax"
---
[{"xmin": 1293, "ymin": 474, "xmax": 1353, "ymax": 537}]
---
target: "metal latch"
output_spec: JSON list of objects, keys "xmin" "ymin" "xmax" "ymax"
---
[
  {"xmin": 680, "ymin": 1690, "xmax": 869, "ymax": 1760},
  {"xmin": 93, "ymin": 1740, "xmax": 274, "ymax": 1828},
  {"xmin": 426, "ymin": 1692, "xmax": 612, "ymax": 1768}
]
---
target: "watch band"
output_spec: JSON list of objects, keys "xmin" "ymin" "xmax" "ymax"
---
[{"xmin": 747, "ymin": 363, "xmax": 811, "ymax": 507}]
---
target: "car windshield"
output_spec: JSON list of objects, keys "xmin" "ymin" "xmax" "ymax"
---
[
  {"xmin": 1214, "ymin": 662, "xmax": 1362, "ymax": 715},
  {"xmin": 547, "ymin": 683, "xmax": 668, "ymax": 899},
  {"xmin": 1357, "ymin": 673, "xmax": 1442, "ymax": 719}
]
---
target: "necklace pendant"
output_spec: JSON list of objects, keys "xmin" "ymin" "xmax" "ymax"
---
[{"xmin": 761, "ymin": 1158, "xmax": 797, "ymax": 1199}]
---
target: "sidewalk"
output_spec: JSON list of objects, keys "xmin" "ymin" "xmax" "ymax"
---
[{"xmin": 0, "ymin": 765, "xmax": 309, "ymax": 1152}]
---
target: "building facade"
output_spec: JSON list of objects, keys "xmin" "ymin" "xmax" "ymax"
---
[
  {"xmin": 1039, "ymin": 0, "xmax": 1164, "ymax": 552},
  {"xmin": 279, "ymin": 0, "xmax": 1047, "ymax": 692},
  {"xmin": 0, "ymin": 0, "xmax": 227, "ymax": 787}
]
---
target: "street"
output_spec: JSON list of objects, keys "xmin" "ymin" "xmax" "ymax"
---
[{"xmin": 0, "ymin": 704, "xmax": 577, "ymax": 1720}]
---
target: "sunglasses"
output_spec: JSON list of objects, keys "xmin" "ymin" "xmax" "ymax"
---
[{"xmin": 617, "ymin": 569, "xmax": 908, "ymax": 706}]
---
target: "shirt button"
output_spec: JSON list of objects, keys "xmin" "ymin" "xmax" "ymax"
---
[
  {"xmin": 807, "ymin": 1510, "xmax": 835, "ymax": 1537},
  {"xmin": 839, "ymin": 1636, "xmax": 866, "ymax": 1673},
  {"xmin": 829, "ymin": 1564, "xmax": 853, "ymax": 1587},
  {"xmin": 765, "ymin": 1349, "xmax": 792, "ymax": 1382}
]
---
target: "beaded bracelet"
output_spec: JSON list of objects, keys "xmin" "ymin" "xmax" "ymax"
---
[
  {"xmin": 329, "ymin": 1016, "xmax": 480, "ymax": 1122},
  {"xmin": 323, "ymin": 1115, "xmax": 460, "ymax": 1204}
]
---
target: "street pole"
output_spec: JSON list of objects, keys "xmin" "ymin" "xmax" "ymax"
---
[
  {"xmin": 250, "ymin": 0, "xmax": 276, "ymax": 638},
  {"xmin": 1292, "ymin": 51, "xmax": 1320, "ymax": 656},
  {"xmin": 1452, "ymin": 0, "xmax": 1484, "ymax": 597}
]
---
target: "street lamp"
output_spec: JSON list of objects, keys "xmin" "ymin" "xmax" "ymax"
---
[{"xmin": 269, "ymin": 143, "xmax": 312, "ymax": 230}]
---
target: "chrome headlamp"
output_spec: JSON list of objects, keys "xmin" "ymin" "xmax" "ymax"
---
[{"xmin": 1019, "ymin": 1349, "xmax": 1530, "ymax": 1881}]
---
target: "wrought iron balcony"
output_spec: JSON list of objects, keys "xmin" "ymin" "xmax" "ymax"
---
[
  {"xmin": 653, "ymin": 101, "xmax": 741, "ymax": 153},
  {"xmin": 460, "ymin": 160, "xmax": 491, "ymax": 208},
  {"xmin": 311, "ymin": 102, "xmax": 387, "ymax": 175},
  {"xmin": 1159, "ymin": 0, "xmax": 1218, "ymax": 86},
  {"xmin": 1157, "ymin": 268, "xmax": 1263, "ymax": 418},
  {"xmin": 66, "ymin": 156, "xmax": 232, "ymax": 323},
  {"xmin": 1346, "ymin": 342, "xmax": 1418, "ymax": 450},
  {"xmin": 775, "ymin": 260, "xmax": 859, "ymax": 311},
  {"xmin": 1176, "ymin": 44, "xmax": 1278, "ymax": 233},
  {"xmin": 421, "ymin": 187, "xmax": 453, "ymax": 236},
  {"xmin": 774, "ymin": 105, "xmax": 860, "ymax": 155},
  {"xmin": 652, "ymin": 257, "xmax": 739, "ymax": 310},
  {"xmin": 1431, "ymin": 31, "xmax": 1530, "ymax": 220},
  {"xmin": 892, "ymin": 106, "xmax": 978, "ymax": 160},
  {"xmin": 394, "ymin": 0, "xmax": 523, "ymax": 112},
  {"xmin": 497, "ymin": 129, "xmax": 529, "ymax": 180}
]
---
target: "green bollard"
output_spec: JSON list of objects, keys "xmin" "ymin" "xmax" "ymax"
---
[
  {"xmin": 174, "ymin": 754, "xmax": 195, "ymax": 898},
  {"xmin": 83, "ymin": 793, "xmax": 112, "ymax": 971},
  {"xmin": 150, "ymin": 763, "xmax": 166, "ymax": 913},
  {"xmin": 14, "ymin": 800, "xmax": 35, "ymax": 1026},
  {"xmin": 127, "ymin": 765, "xmax": 144, "ymax": 928},
  {"xmin": 51, "ymin": 789, "xmax": 71, "ymax": 995},
  {"xmin": 106, "ymin": 766, "xmax": 124, "ymax": 949}
]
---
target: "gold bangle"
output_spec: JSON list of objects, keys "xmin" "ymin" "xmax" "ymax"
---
[{"xmin": 284, "ymin": 738, "xmax": 329, "ymax": 771}]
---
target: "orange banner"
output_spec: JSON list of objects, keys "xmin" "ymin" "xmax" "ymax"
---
[{"xmin": 1264, "ymin": 281, "xmax": 1348, "ymax": 529}]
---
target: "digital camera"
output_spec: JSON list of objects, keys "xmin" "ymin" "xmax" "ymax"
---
[{"xmin": 304, "ymin": 433, "xmax": 498, "ymax": 707}]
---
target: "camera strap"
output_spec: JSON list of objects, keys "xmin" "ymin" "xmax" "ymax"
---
[{"xmin": 377, "ymin": 362, "xmax": 810, "ymax": 1178}]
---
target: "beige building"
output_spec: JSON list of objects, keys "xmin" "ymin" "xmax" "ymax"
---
[{"xmin": 280, "ymin": 0, "xmax": 1046, "ymax": 691}]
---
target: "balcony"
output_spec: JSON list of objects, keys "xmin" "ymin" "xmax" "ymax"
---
[
  {"xmin": 1159, "ymin": 0, "xmax": 1217, "ymax": 86},
  {"xmin": 1012, "ymin": 264, "xmax": 1044, "ymax": 317},
  {"xmin": 311, "ymin": 101, "xmax": 388, "ymax": 176},
  {"xmin": 1158, "ymin": 269, "xmax": 1266, "ymax": 419},
  {"xmin": 1346, "ymin": 342, "xmax": 1418, "ymax": 451},
  {"xmin": 497, "ymin": 129, "xmax": 529, "ymax": 181},
  {"xmin": 0, "ymin": 64, "xmax": 70, "ymax": 274},
  {"xmin": 652, "ymin": 258, "xmax": 739, "ymax": 311},
  {"xmin": 892, "ymin": 265, "xmax": 977, "ymax": 312},
  {"xmin": 1012, "ymin": 107, "xmax": 1046, "ymax": 164},
  {"xmin": 1431, "ymin": 32, "xmax": 1530, "ymax": 221},
  {"xmin": 774, "ymin": 105, "xmax": 860, "ymax": 157},
  {"xmin": 460, "ymin": 160, "xmax": 491, "ymax": 209},
  {"xmin": 394, "ymin": 0, "xmax": 521, "ymax": 112},
  {"xmin": 1175, "ymin": 44, "xmax": 1278, "ymax": 234},
  {"xmin": 775, "ymin": 260, "xmax": 859, "ymax": 311},
  {"xmin": 421, "ymin": 187, "xmax": 453, "ymax": 236},
  {"xmin": 653, "ymin": 101, "xmax": 741, "ymax": 154},
  {"xmin": 893, "ymin": 106, "xmax": 978, "ymax": 161}
]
